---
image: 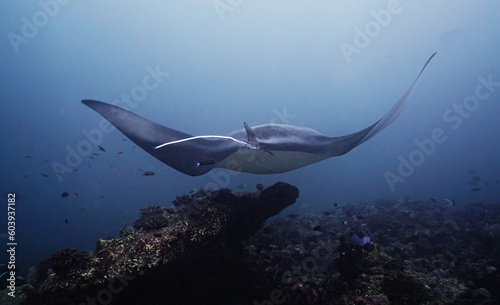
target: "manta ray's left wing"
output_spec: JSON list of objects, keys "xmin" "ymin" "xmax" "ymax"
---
[{"xmin": 82, "ymin": 100, "xmax": 244, "ymax": 176}]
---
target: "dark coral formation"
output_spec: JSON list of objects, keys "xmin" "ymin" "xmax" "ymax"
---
[
  {"xmin": 23, "ymin": 190, "xmax": 500, "ymax": 305},
  {"xmin": 45, "ymin": 249, "xmax": 91, "ymax": 278},
  {"xmin": 25, "ymin": 182, "xmax": 299, "ymax": 305}
]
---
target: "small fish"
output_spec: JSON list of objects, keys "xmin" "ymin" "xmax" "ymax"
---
[
  {"xmin": 441, "ymin": 199, "xmax": 455, "ymax": 207},
  {"xmin": 136, "ymin": 168, "xmax": 143, "ymax": 172},
  {"xmin": 81, "ymin": 205, "xmax": 86, "ymax": 212},
  {"xmin": 430, "ymin": 198, "xmax": 437, "ymax": 202},
  {"xmin": 238, "ymin": 183, "xmax": 246, "ymax": 189},
  {"xmin": 471, "ymin": 175, "xmax": 480, "ymax": 181},
  {"xmin": 73, "ymin": 168, "xmax": 79, "ymax": 172},
  {"xmin": 469, "ymin": 181, "xmax": 478, "ymax": 186},
  {"xmin": 41, "ymin": 174, "xmax": 49, "ymax": 178},
  {"xmin": 55, "ymin": 172, "xmax": 63, "ymax": 176},
  {"xmin": 122, "ymin": 138, "xmax": 127, "ymax": 142},
  {"xmin": 92, "ymin": 153, "xmax": 99, "ymax": 156},
  {"xmin": 312, "ymin": 226, "xmax": 321, "ymax": 231},
  {"xmin": 89, "ymin": 156, "xmax": 95, "ymax": 160},
  {"xmin": 42, "ymin": 160, "xmax": 49, "ymax": 163},
  {"xmin": 143, "ymin": 171, "xmax": 155, "ymax": 176},
  {"xmin": 115, "ymin": 155, "xmax": 121, "ymax": 159},
  {"xmin": 101, "ymin": 195, "xmax": 108, "ymax": 199},
  {"xmin": 196, "ymin": 158, "xmax": 216, "ymax": 167},
  {"xmin": 22, "ymin": 175, "xmax": 28, "ymax": 179},
  {"xmin": 117, "ymin": 152, "xmax": 124, "ymax": 155},
  {"xmin": 65, "ymin": 218, "xmax": 69, "ymax": 224},
  {"xmin": 61, "ymin": 192, "xmax": 70, "ymax": 198},
  {"xmin": 333, "ymin": 202, "xmax": 338, "ymax": 207},
  {"xmin": 256, "ymin": 183, "xmax": 264, "ymax": 191},
  {"xmin": 73, "ymin": 192, "xmax": 79, "ymax": 197},
  {"xmin": 471, "ymin": 187, "xmax": 482, "ymax": 192},
  {"xmin": 24, "ymin": 155, "xmax": 32, "ymax": 159}
]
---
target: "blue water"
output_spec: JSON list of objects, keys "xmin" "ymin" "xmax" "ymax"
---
[{"xmin": 1, "ymin": 1, "xmax": 499, "ymax": 274}]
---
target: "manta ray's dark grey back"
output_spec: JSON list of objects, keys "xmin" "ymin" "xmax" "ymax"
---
[{"xmin": 82, "ymin": 53, "xmax": 436, "ymax": 176}]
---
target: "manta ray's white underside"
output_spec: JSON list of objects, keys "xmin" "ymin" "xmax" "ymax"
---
[{"xmin": 217, "ymin": 149, "xmax": 329, "ymax": 174}]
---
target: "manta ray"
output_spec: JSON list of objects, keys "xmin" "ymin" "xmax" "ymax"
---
[{"xmin": 83, "ymin": 53, "xmax": 436, "ymax": 176}]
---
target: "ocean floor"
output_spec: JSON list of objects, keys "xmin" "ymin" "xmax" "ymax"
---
[{"xmin": 2, "ymin": 184, "xmax": 499, "ymax": 305}]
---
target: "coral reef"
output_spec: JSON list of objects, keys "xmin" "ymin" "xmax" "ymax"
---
[
  {"xmin": 242, "ymin": 199, "xmax": 500, "ymax": 304},
  {"xmin": 25, "ymin": 182, "xmax": 299, "ymax": 305},
  {"xmin": 23, "ymin": 189, "xmax": 500, "ymax": 304}
]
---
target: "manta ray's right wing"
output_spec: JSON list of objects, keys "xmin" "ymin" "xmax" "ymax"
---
[
  {"xmin": 82, "ymin": 100, "xmax": 244, "ymax": 176},
  {"xmin": 324, "ymin": 52, "xmax": 437, "ymax": 157}
]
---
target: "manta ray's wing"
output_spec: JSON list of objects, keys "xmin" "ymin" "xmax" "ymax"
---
[
  {"xmin": 81, "ymin": 100, "xmax": 244, "ymax": 176},
  {"xmin": 323, "ymin": 52, "xmax": 437, "ymax": 157}
]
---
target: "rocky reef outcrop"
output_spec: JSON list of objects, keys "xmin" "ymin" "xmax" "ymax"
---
[
  {"xmin": 21, "ymin": 188, "xmax": 500, "ymax": 305},
  {"xmin": 25, "ymin": 182, "xmax": 299, "ymax": 305}
]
